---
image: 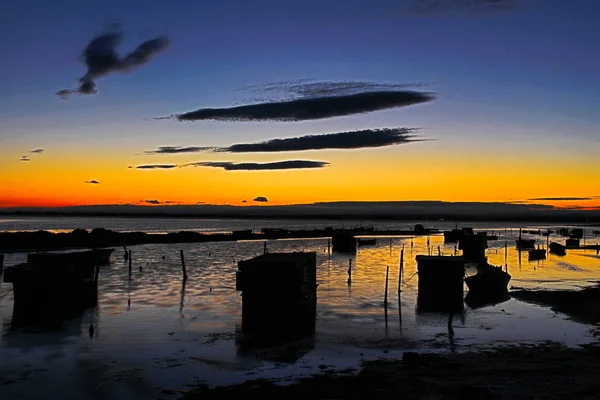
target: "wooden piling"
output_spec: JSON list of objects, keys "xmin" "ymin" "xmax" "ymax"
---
[
  {"xmin": 384, "ymin": 265, "xmax": 389, "ymax": 309},
  {"xmin": 398, "ymin": 247, "xmax": 404, "ymax": 291},
  {"xmin": 180, "ymin": 249, "xmax": 188, "ymax": 281},
  {"xmin": 347, "ymin": 258, "xmax": 352, "ymax": 285},
  {"xmin": 327, "ymin": 239, "xmax": 331, "ymax": 256},
  {"xmin": 128, "ymin": 250, "xmax": 132, "ymax": 276}
]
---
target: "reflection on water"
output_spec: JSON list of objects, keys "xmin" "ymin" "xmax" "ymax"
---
[{"xmin": 1, "ymin": 221, "xmax": 599, "ymax": 398}]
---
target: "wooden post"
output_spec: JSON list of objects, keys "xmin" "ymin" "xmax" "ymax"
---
[
  {"xmin": 180, "ymin": 249, "xmax": 188, "ymax": 281},
  {"xmin": 94, "ymin": 253, "xmax": 100, "ymax": 283},
  {"xmin": 384, "ymin": 265, "xmax": 389, "ymax": 309},
  {"xmin": 347, "ymin": 258, "xmax": 352, "ymax": 285},
  {"xmin": 327, "ymin": 239, "xmax": 331, "ymax": 256},
  {"xmin": 398, "ymin": 247, "xmax": 404, "ymax": 291},
  {"xmin": 128, "ymin": 250, "xmax": 132, "ymax": 276},
  {"xmin": 263, "ymin": 241, "xmax": 267, "ymax": 254}
]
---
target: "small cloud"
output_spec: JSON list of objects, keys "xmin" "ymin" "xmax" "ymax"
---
[
  {"xmin": 242, "ymin": 200, "xmax": 248, "ymax": 203},
  {"xmin": 128, "ymin": 165, "xmax": 133, "ymax": 169},
  {"xmin": 184, "ymin": 160, "xmax": 329, "ymax": 171},
  {"xmin": 85, "ymin": 180, "xmax": 100, "ymax": 184},
  {"xmin": 142, "ymin": 145, "xmax": 213, "ymax": 155},
  {"xmin": 164, "ymin": 81, "xmax": 435, "ymax": 122},
  {"xmin": 57, "ymin": 28, "xmax": 170, "ymax": 98},
  {"xmin": 30, "ymin": 148, "xmax": 44, "ymax": 154},
  {"xmin": 254, "ymin": 196, "xmax": 268, "ymax": 203},
  {"xmin": 136, "ymin": 164, "xmax": 177, "ymax": 169},
  {"xmin": 142, "ymin": 199, "xmax": 161, "ymax": 204},
  {"xmin": 197, "ymin": 201, "xmax": 205, "ymax": 204},
  {"xmin": 20, "ymin": 155, "xmax": 31, "ymax": 162}
]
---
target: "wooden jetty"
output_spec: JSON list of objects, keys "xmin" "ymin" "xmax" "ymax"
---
[
  {"xmin": 416, "ymin": 255, "xmax": 465, "ymax": 312},
  {"xmin": 458, "ymin": 235, "xmax": 488, "ymax": 264},
  {"xmin": 236, "ymin": 252, "xmax": 317, "ymax": 338},
  {"xmin": 3, "ymin": 252, "xmax": 102, "ymax": 320},
  {"xmin": 331, "ymin": 232, "xmax": 357, "ymax": 253}
]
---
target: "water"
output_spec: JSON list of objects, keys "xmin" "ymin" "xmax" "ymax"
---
[{"xmin": 1, "ymin": 217, "xmax": 599, "ymax": 399}]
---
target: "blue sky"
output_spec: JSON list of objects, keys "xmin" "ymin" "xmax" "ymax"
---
[{"xmin": 1, "ymin": 0, "xmax": 599, "ymax": 207}]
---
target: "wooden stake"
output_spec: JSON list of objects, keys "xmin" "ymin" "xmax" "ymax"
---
[
  {"xmin": 384, "ymin": 266, "xmax": 390, "ymax": 310},
  {"xmin": 398, "ymin": 247, "xmax": 404, "ymax": 291},
  {"xmin": 180, "ymin": 249, "xmax": 188, "ymax": 281},
  {"xmin": 128, "ymin": 250, "xmax": 132, "ymax": 276}
]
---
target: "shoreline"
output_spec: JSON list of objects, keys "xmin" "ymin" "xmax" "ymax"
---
[{"xmin": 0, "ymin": 227, "xmax": 435, "ymax": 252}]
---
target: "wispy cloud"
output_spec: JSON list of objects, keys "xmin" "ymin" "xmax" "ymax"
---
[
  {"xmin": 57, "ymin": 28, "xmax": 170, "ymax": 98},
  {"xmin": 184, "ymin": 160, "xmax": 329, "ymax": 171},
  {"xmin": 136, "ymin": 164, "xmax": 178, "ymax": 169},
  {"xmin": 20, "ymin": 156, "xmax": 31, "ymax": 162},
  {"xmin": 528, "ymin": 197, "xmax": 597, "ymax": 201},
  {"xmin": 254, "ymin": 196, "xmax": 268, "ymax": 202},
  {"xmin": 142, "ymin": 128, "xmax": 426, "ymax": 155},
  {"xmin": 410, "ymin": 0, "xmax": 520, "ymax": 13},
  {"xmin": 163, "ymin": 87, "xmax": 435, "ymax": 122},
  {"xmin": 85, "ymin": 180, "xmax": 100, "ymax": 184},
  {"xmin": 30, "ymin": 148, "xmax": 44, "ymax": 154},
  {"xmin": 237, "ymin": 79, "xmax": 432, "ymax": 102},
  {"xmin": 142, "ymin": 146, "xmax": 212, "ymax": 155}
]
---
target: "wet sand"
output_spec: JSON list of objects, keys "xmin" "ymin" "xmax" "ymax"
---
[
  {"xmin": 180, "ymin": 344, "xmax": 600, "ymax": 400},
  {"xmin": 181, "ymin": 285, "xmax": 600, "ymax": 399}
]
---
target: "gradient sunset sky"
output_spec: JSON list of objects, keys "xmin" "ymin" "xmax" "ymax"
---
[{"xmin": 1, "ymin": 0, "xmax": 599, "ymax": 209}]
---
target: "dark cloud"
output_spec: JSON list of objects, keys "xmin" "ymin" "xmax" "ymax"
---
[
  {"xmin": 184, "ymin": 160, "xmax": 329, "ymax": 171},
  {"xmin": 85, "ymin": 180, "xmax": 100, "ymax": 184},
  {"xmin": 57, "ymin": 29, "xmax": 170, "ymax": 98},
  {"xmin": 254, "ymin": 197, "xmax": 268, "ymax": 203},
  {"xmin": 143, "ymin": 145, "xmax": 213, "ymax": 155},
  {"xmin": 222, "ymin": 128, "xmax": 424, "ymax": 152},
  {"xmin": 171, "ymin": 90, "xmax": 435, "ymax": 122},
  {"xmin": 242, "ymin": 200, "xmax": 248, "ymax": 203},
  {"xmin": 20, "ymin": 155, "xmax": 31, "ymax": 162},
  {"xmin": 410, "ymin": 0, "xmax": 520, "ymax": 13},
  {"xmin": 30, "ymin": 148, "xmax": 44, "ymax": 154},
  {"xmin": 529, "ymin": 197, "xmax": 595, "ymax": 201},
  {"xmin": 143, "ymin": 200, "xmax": 161, "ymax": 204},
  {"xmin": 136, "ymin": 164, "xmax": 177, "ymax": 169},
  {"xmin": 142, "ymin": 128, "xmax": 425, "ymax": 155},
  {"xmin": 238, "ymin": 79, "xmax": 431, "ymax": 102},
  {"xmin": 128, "ymin": 165, "xmax": 133, "ymax": 169}
]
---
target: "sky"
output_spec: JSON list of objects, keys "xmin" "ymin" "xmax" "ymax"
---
[{"xmin": 1, "ymin": 0, "xmax": 599, "ymax": 210}]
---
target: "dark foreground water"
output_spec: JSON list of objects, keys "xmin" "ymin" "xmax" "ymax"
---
[{"xmin": 1, "ymin": 218, "xmax": 600, "ymax": 399}]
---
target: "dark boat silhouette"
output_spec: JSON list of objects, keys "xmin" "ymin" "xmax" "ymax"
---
[
  {"xmin": 593, "ymin": 230, "xmax": 600, "ymax": 235},
  {"xmin": 465, "ymin": 262, "xmax": 511, "ymax": 298},
  {"xmin": 549, "ymin": 242, "xmax": 566, "ymax": 256},
  {"xmin": 565, "ymin": 238, "xmax": 580, "ymax": 248},
  {"xmin": 528, "ymin": 247, "xmax": 546, "ymax": 261},
  {"xmin": 516, "ymin": 229, "xmax": 535, "ymax": 250},
  {"xmin": 443, "ymin": 227, "xmax": 474, "ymax": 242}
]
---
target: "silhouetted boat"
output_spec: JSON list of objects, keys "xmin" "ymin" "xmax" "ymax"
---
[
  {"xmin": 516, "ymin": 229, "xmax": 535, "ymax": 250},
  {"xmin": 443, "ymin": 227, "xmax": 474, "ymax": 242},
  {"xmin": 528, "ymin": 248, "xmax": 546, "ymax": 261},
  {"xmin": 476, "ymin": 231, "xmax": 498, "ymax": 241},
  {"xmin": 549, "ymin": 242, "xmax": 566, "ymax": 256},
  {"xmin": 27, "ymin": 248, "xmax": 114, "ymax": 268},
  {"xmin": 357, "ymin": 238, "xmax": 377, "ymax": 246},
  {"xmin": 465, "ymin": 262, "xmax": 511, "ymax": 298},
  {"xmin": 593, "ymin": 230, "xmax": 600, "ymax": 235},
  {"xmin": 565, "ymin": 238, "xmax": 580, "ymax": 248},
  {"xmin": 559, "ymin": 228, "xmax": 570, "ymax": 237},
  {"xmin": 570, "ymin": 229, "xmax": 584, "ymax": 239},
  {"xmin": 541, "ymin": 229, "xmax": 553, "ymax": 236}
]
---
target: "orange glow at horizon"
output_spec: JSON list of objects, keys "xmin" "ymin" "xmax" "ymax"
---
[{"xmin": 2, "ymin": 144, "xmax": 599, "ymax": 210}]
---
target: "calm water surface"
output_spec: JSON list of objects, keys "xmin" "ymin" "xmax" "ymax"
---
[{"xmin": 1, "ymin": 217, "xmax": 600, "ymax": 399}]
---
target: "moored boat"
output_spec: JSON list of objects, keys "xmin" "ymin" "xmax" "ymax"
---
[
  {"xmin": 465, "ymin": 262, "xmax": 511, "ymax": 298},
  {"xmin": 549, "ymin": 242, "xmax": 566, "ymax": 256},
  {"xmin": 565, "ymin": 238, "xmax": 580, "ymax": 248},
  {"xmin": 516, "ymin": 229, "xmax": 535, "ymax": 250},
  {"xmin": 528, "ymin": 247, "xmax": 546, "ymax": 261},
  {"xmin": 357, "ymin": 238, "xmax": 377, "ymax": 246},
  {"xmin": 443, "ymin": 227, "xmax": 474, "ymax": 243}
]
